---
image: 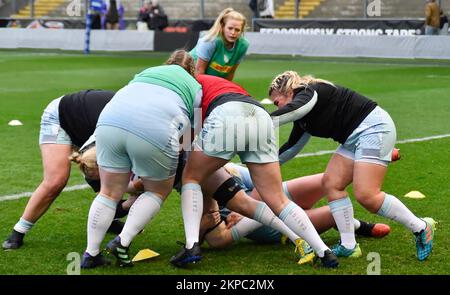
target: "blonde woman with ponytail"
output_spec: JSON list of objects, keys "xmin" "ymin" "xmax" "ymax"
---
[
  {"xmin": 269, "ymin": 71, "xmax": 434, "ymax": 262},
  {"xmin": 190, "ymin": 8, "xmax": 248, "ymax": 81}
]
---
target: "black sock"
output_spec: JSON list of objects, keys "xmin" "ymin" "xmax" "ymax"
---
[
  {"xmin": 107, "ymin": 219, "xmax": 125, "ymax": 235},
  {"xmin": 355, "ymin": 220, "xmax": 374, "ymax": 237},
  {"xmin": 10, "ymin": 230, "xmax": 25, "ymax": 241},
  {"xmin": 114, "ymin": 200, "xmax": 129, "ymax": 219}
]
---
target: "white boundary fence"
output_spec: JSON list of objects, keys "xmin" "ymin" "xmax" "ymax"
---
[
  {"xmin": 245, "ymin": 32, "xmax": 450, "ymax": 60},
  {"xmin": 1, "ymin": 28, "xmax": 450, "ymax": 59},
  {"xmin": 0, "ymin": 28, "xmax": 154, "ymax": 51}
]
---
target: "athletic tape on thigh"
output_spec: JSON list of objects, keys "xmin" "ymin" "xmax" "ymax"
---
[{"xmin": 213, "ymin": 177, "xmax": 242, "ymax": 207}]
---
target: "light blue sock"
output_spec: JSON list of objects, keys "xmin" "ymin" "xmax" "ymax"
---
[
  {"xmin": 329, "ymin": 197, "xmax": 356, "ymax": 249},
  {"xmin": 279, "ymin": 201, "xmax": 329, "ymax": 257},
  {"xmin": 377, "ymin": 193, "xmax": 425, "ymax": 233},
  {"xmin": 120, "ymin": 191, "xmax": 163, "ymax": 247},
  {"xmin": 181, "ymin": 183, "xmax": 203, "ymax": 248},
  {"xmin": 14, "ymin": 218, "xmax": 34, "ymax": 234},
  {"xmin": 86, "ymin": 194, "xmax": 118, "ymax": 256}
]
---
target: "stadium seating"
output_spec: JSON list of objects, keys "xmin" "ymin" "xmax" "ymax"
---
[
  {"xmin": 8, "ymin": 0, "xmax": 450, "ymax": 22},
  {"xmin": 11, "ymin": 0, "xmax": 66, "ymax": 18},
  {"xmin": 307, "ymin": 0, "xmax": 438, "ymax": 18},
  {"xmin": 10, "ymin": 0, "xmax": 253, "ymax": 20},
  {"xmin": 275, "ymin": 0, "xmax": 324, "ymax": 19}
]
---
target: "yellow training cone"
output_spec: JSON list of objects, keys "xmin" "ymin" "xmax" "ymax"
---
[
  {"xmin": 132, "ymin": 249, "xmax": 160, "ymax": 262},
  {"xmin": 404, "ymin": 191, "xmax": 426, "ymax": 199}
]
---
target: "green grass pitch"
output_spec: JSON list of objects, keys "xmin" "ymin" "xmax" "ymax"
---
[{"xmin": 0, "ymin": 50, "xmax": 449, "ymax": 274}]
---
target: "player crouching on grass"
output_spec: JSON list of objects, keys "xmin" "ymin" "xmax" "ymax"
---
[
  {"xmin": 2, "ymin": 90, "xmax": 132, "ymax": 251},
  {"xmin": 268, "ymin": 70, "xmax": 434, "ymax": 261}
]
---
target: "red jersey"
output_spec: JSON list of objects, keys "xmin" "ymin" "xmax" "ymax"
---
[{"xmin": 196, "ymin": 74, "xmax": 250, "ymax": 120}]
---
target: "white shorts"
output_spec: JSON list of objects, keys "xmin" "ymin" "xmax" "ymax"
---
[
  {"xmin": 39, "ymin": 96, "xmax": 72, "ymax": 145},
  {"xmin": 336, "ymin": 106, "xmax": 396, "ymax": 166},
  {"xmin": 96, "ymin": 125, "xmax": 179, "ymax": 180},
  {"xmin": 195, "ymin": 101, "xmax": 279, "ymax": 164}
]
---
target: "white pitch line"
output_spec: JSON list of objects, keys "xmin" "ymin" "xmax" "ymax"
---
[
  {"xmin": 1, "ymin": 134, "xmax": 449, "ymax": 202},
  {"xmin": 0, "ymin": 184, "xmax": 89, "ymax": 202},
  {"xmin": 396, "ymin": 134, "xmax": 450, "ymax": 144},
  {"xmin": 295, "ymin": 149, "xmax": 335, "ymax": 158},
  {"xmin": 294, "ymin": 133, "xmax": 450, "ymax": 159}
]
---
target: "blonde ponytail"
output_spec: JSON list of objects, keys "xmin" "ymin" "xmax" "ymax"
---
[
  {"xmin": 269, "ymin": 71, "xmax": 334, "ymax": 96},
  {"xmin": 69, "ymin": 146, "xmax": 99, "ymax": 179}
]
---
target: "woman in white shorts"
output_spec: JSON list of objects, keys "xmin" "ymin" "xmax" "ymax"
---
[
  {"xmin": 170, "ymin": 74, "xmax": 338, "ymax": 269},
  {"xmin": 268, "ymin": 71, "xmax": 434, "ymax": 261},
  {"xmin": 2, "ymin": 90, "xmax": 115, "ymax": 250},
  {"xmin": 80, "ymin": 50, "xmax": 203, "ymax": 269}
]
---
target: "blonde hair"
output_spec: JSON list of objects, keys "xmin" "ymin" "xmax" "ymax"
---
[
  {"xmin": 268, "ymin": 71, "xmax": 334, "ymax": 96},
  {"xmin": 204, "ymin": 8, "xmax": 246, "ymax": 42},
  {"xmin": 69, "ymin": 146, "xmax": 98, "ymax": 178},
  {"xmin": 165, "ymin": 49, "xmax": 196, "ymax": 77}
]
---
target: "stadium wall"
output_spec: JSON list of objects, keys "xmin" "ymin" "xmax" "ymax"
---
[
  {"xmin": 246, "ymin": 32, "xmax": 450, "ymax": 60},
  {"xmin": 0, "ymin": 28, "xmax": 154, "ymax": 51},
  {"xmin": 1, "ymin": 28, "xmax": 449, "ymax": 60}
]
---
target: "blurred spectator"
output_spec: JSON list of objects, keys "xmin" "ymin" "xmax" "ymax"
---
[
  {"xmin": 90, "ymin": 12, "xmax": 102, "ymax": 29},
  {"xmin": 259, "ymin": 0, "xmax": 274, "ymax": 19},
  {"xmin": 249, "ymin": 0, "xmax": 259, "ymax": 18},
  {"xmin": 249, "ymin": 0, "xmax": 274, "ymax": 19},
  {"xmin": 425, "ymin": 0, "xmax": 440, "ymax": 35},
  {"xmin": 103, "ymin": 0, "xmax": 124, "ymax": 30},
  {"xmin": 7, "ymin": 19, "xmax": 21, "ymax": 28},
  {"xmin": 89, "ymin": 0, "xmax": 103, "ymax": 29},
  {"xmin": 440, "ymin": 9, "xmax": 449, "ymax": 35},
  {"xmin": 138, "ymin": 0, "xmax": 168, "ymax": 31},
  {"xmin": 26, "ymin": 20, "xmax": 44, "ymax": 29}
]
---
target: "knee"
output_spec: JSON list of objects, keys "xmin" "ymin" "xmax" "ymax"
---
[
  {"xmin": 354, "ymin": 190, "xmax": 384, "ymax": 213},
  {"xmin": 322, "ymin": 173, "xmax": 343, "ymax": 194},
  {"xmin": 205, "ymin": 231, "xmax": 234, "ymax": 249},
  {"xmin": 41, "ymin": 177, "xmax": 68, "ymax": 199}
]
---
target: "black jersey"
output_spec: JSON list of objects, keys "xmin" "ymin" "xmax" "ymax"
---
[
  {"xmin": 271, "ymin": 82, "xmax": 377, "ymax": 159},
  {"xmin": 58, "ymin": 90, "xmax": 115, "ymax": 148}
]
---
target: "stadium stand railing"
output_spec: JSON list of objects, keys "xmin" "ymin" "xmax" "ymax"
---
[
  {"xmin": 2, "ymin": 0, "xmax": 450, "ymax": 29},
  {"xmin": 6, "ymin": 0, "xmax": 254, "ymax": 20}
]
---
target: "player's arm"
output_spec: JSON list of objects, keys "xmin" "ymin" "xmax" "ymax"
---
[
  {"xmin": 195, "ymin": 57, "xmax": 209, "ymax": 75},
  {"xmin": 279, "ymin": 128, "xmax": 311, "ymax": 165},
  {"xmin": 270, "ymin": 87, "xmax": 317, "ymax": 127},
  {"xmin": 194, "ymin": 39, "xmax": 216, "ymax": 75},
  {"xmin": 127, "ymin": 174, "xmax": 144, "ymax": 194}
]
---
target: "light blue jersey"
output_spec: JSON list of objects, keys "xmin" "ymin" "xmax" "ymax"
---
[{"xmin": 98, "ymin": 82, "xmax": 196, "ymax": 152}]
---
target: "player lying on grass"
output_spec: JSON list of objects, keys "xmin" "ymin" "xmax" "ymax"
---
[
  {"xmin": 100, "ymin": 160, "xmax": 332, "ymax": 268},
  {"xmin": 199, "ymin": 163, "xmax": 390, "ymax": 264}
]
